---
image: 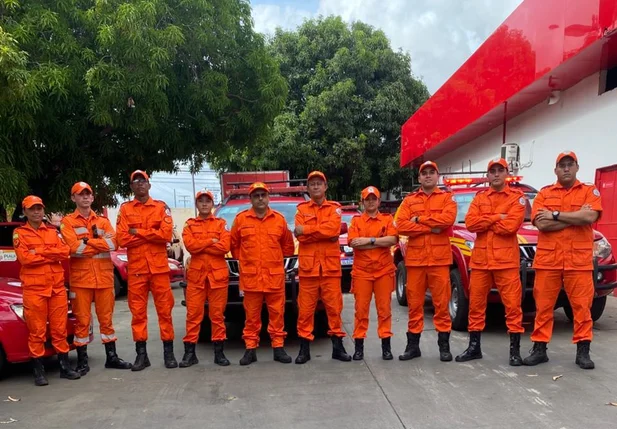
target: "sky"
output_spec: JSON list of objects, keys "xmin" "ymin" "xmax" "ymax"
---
[
  {"xmin": 150, "ymin": 0, "xmax": 525, "ymax": 205},
  {"xmin": 251, "ymin": 0, "xmax": 524, "ymax": 93}
]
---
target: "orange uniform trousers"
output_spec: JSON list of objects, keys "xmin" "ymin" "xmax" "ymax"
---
[
  {"xmin": 184, "ymin": 279, "xmax": 228, "ymax": 343},
  {"xmin": 71, "ymin": 287, "xmax": 116, "ymax": 345},
  {"xmin": 242, "ymin": 291, "xmax": 286, "ymax": 349},
  {"xmin": 23, "ymin": 286, "xmax": 70, "ymax": 358},
  {"xmin": 406, "ymin": 266, "xmax": 452, "ymax": 333},
  {"xmin": 297, "ymin": 276, "xmax": 345, "ymax": 341},
  {"xmin": 128, "ymin": 273, "xmax": 175, "ymax": 342},
  {"xmin": 352, "ymin": 274, "xmax": 394, "ymax": 339},
  {"xmin": 531, "ymin": 269, "xmax": 594, "ymax": 343},
  {"xmin": 468, "ymin": 268, "xmax": 524, "ymax": 333}
]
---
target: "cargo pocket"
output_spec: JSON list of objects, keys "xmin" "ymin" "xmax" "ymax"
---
[
  {"xmin": 211, "ymin": 266, "xmax": 229, "ymax": 283},
  {"xmin": 299, "ymin": 256, "xmax": 315, "ymax": 272},
  {"xmin": 492, "ymin": 237, "xmax": 515, "ymax": 264},
  {"xmin": 571, "ymin": 241, "xmax": 593, "ymax": 267},
  {"xmin": 534, "ymin": 241, "xmax": 556, "ymax": 266},
  {"xmin": 471, "ymin": 244, "xmax": 487, "ymax": 266}
]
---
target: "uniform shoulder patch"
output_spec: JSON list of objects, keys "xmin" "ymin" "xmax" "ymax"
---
[
  {"xmin": 519, "ymin": 196, "xmax": 526, "ymax": 205},
  {"xmin": 592, "ymin": 188, "xmax": 601, "ymax": 197}
]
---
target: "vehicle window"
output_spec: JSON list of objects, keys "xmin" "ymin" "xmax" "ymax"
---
[
  {"xmin": 0, "ymin": 224, "xmax": 18, "ymax": 247},
  {"xmin": 453, "ymin": 192, "xmax": 536, "ymax": 223},
  {"xmin": 216, "ymin": 202, "xmax": 301, "ymax": 230},
  {"xmin": 341, "ymin": 213, "xmax": 358, "ymax": 225}
]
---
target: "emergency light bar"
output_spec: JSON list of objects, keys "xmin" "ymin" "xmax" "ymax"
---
[{"xmin": 443, "ymin": 176, "xmax": 523, "ymax": 186}]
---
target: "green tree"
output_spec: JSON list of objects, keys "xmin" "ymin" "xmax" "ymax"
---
[
  {"xmin": 211, "ymin": 16, "xmax": 429, "ymax": 200},
  {"xmin": 0, "ymin": 0, "xmax": 287, "ymax": 217}
]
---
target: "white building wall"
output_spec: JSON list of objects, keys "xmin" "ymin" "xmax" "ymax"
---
[{"xmin": 435, "ymin": 72, "xmax": 617, "ymax": 190}]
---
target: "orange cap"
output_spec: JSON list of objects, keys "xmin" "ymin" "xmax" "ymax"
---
[
  {"xmin": 487, "ymin": 158, "xmax": 509, "ymax": 171},
  {"xmin": 71, "ymin": 181, "xmax": 93, "ymax": 195},
  {"xmin": 419, "ymin": 160, "xmax": 439, "ymax": 173},
  {"xmin": 22, "ymin": 195, "xmax": 45, "ymax": 209},
  {"xmin": 248, "ymin": 182, "xmax": 269, "ymax": 195},
  {"xmin": 307, "ymin": 171, "xmax": 327, "ymax": 183},
  {"xmin": 195, "ymin": 189, "xmax": 214, "ymax": 201},
  {"xmin": 130, "ymin": 170, "xmax": 150, "ymax": 182},
  {"xmin": 361, "ymin": 186, "xmax": 381, "ymax": 200},
  {"xmin": 556, "ymin": 151, "xmax": 578, "ymax": 165}
]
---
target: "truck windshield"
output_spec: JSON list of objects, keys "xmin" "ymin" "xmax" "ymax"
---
[
  {"xmin": 216, "ymin": 202, "xmax": 300, "ymax": 230},
  {"xmin": 453, "ymin": 191, "xmax": 536, "ymax": 223}
]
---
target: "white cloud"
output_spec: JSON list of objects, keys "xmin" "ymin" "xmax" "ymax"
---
[{"xmin": 251, "ymin": 0, "xmax": 524, "ymax": 93}]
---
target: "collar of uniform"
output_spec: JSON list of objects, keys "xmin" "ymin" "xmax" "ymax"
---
[
  {"xmin": 24, "ymin": 221, "xmax": 49, "ymax": 232},
  {"xmin": 72, "ymin": 208, "xmax": 96, "ymax": 220},
  {"xmin": 133, "ymin": 196, "xmax": 155, "ymax": 206},
  {"xmin": 194, "ymin": 215, "xmax": 215, "ymax": 222},
  {"xmin": 308, "ymin": 199, "xmax": 330, "ymax": 208},
  {"xmin": 554, "ymin": 179, "xmax": 582, "ymax": 189},
  {"xmin": 247, "ymin": 207, "xmax": 274, "ymax": 219},
  {"xmin": 486, "ymin": 185, "xmax": 511, "ymax": 196},
  {"xmin": 361, "ymin": 211, "xmax": 380, "ymax": 221},
  {"xmin": 418, "ymin": 187, "xmax": 443, "ymax": 196}
]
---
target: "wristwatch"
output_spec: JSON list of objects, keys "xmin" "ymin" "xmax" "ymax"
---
[
  {"xmin": 552, "ymin": 210, "xmax": 560, "ymax": 220},
  {"xmin": 370, "ymin": 237, "xmax": 376, "ymax": 245}
]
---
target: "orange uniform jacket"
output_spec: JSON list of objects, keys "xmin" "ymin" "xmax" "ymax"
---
[
  {"xmin": 295, "ymin": 200, "xmax": 342, "ymax": 277},
  {"xmin": 531, "ymin": 180, "xmax": 602, "ymax": 271},
  {"xmin": 182, "ymin": 216, "xmax": 230, "ymax": 287},
  {"xmin": 13, "ymin": 222, "xmax": 70, "ymax": 294},
  {"xmin": 465, "ymin": 186, "xmax": 526, "ymax": 270},
  {"xmin": 230, "ymin": 208, "xmax": 295, "ymax": 292},
  {"xmin": 116, "ymin": 198, "xmax": 173, "ymax": 274},
  {"xmin": 395, "ymin": 188, "xmax": 457, "ymax": 267},
  {"xmin": 348, "ymin": 212, "xmax": 397, "ymax": 278},
  {"xmin": 61, "ymin": 210, "xmax": 116, "ymax": 288}
]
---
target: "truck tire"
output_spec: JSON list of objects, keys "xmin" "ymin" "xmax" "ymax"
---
[
  {"xmin": 0, "ymin": 346, "xmax": 6, "ymax": 375},
  {"xmin": 563, "ymin": 295, "xmax": 607, "ymax": 322},
  {"xmin": 449, "ymin": 268, "xmax": 469, "ymax": 332},
  {"xmin": 396, "ymin": 261, "xmax": 408, "ymax": 306},
  {"xmin": 114, "ymin": 273, "xmax": 124, "ymax": 298}
]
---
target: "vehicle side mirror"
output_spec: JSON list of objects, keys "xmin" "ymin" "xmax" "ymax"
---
[{"xmin": 340, "ymin": 222, "xmax": 348, "ymax": 235}]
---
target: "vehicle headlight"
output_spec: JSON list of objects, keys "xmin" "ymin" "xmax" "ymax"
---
[
  {"xmin": 10, "ymin": 304, "xmax": 25, "ymax": 321},
  {"xmin": 116, "ymin": 254, "xmax": 128, "ymax": 262},
  {"xmin": 465, "ymin": 240, "xmax": 475, "ymax": 250},
  {"xmin": 168, "ymin": 262, "xmax": 178, "ymax": 270},
  {"xmin": 594, "ymin": 238, "xmax": 612, "ymax": 260}
]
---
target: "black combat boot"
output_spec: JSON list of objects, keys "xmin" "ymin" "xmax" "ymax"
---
[
  {"xmin": 58, "ymin": 353, "xmax": 81, "ymax": 380},
  {"xmin": 381, "ymin": 337, "xmax": 393, "ymax": 360},
  {"xmin": 131, "ymin": 341, "xmax": 151, "ymax": 371},
  {"xmin": 104, "ymin": 342, "xmax": 132, "ymax": 369},
  {"xmin": 438, "ymin": 332, "xmax": 453, "ymax": 362},
  {"xmin": 509, "ymin": 333, "xmax": 523, "ymax": 366},
  {"xmin": 331, "ymin": 336, "xmax": 352, "ymax": 362},
  {"xmin": 273, "ymin": 347, "xmax": 292, "ymax": 363},
  {"xmin": 213, "ymin": 341, "xmax": 230, "ymax": 366},
  {"xmin": 522, "ymin": 342, "xmax": 549, "ymax": 366},
  {"xmin": 352, "ymin": 339, "xmax": 364, "ymax": 361},
  {"xmin": 399, "ymin": 332, "xmax": 421, "ymax": 361},
  {"xmin": 32, "ymin": 358, "xmax": 49, "ymax": 386},
  {"xmin": 75, "ymin": 345, "xmax": 90, "ymax": 376},
  {"xmin": 163, "ymin": 341, "xmax": 178, "ymax": 368},
  {"xmin": 179, "ymin": 342, "xmax": 198, "ymax": 368},
  {"xmin": 239, "ymin": 349, "xmax": 257, "ymax": 366},
  {"xmin": 575, "ymin": 341, "xmax": 595, "ymax": 370},
  {"xmin": 455, "ymin": 331, "xmax": 482, "ymax": 362},
  {"xmin": 295, "ymin": 338, "xmax": 311, "ymax": 364}
]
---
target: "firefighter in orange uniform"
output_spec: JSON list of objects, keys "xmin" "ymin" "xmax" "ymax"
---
[
  {"xmin": 395, "ymin": 161, "xmax": 457, "ymax": 362},
  {"xmin": 230, "ymin": 182, "xmax": 295, "ymax": 365},
  {"xmin": 348, "ymin": 186, "xmax": 398, "ymax": 360},
  {"xmin": 116, "ymin": 170, "xmax": 177, "ymax": 370},
  {"xmin": 61, "ymin": 182, "xmax": 132, "ymax": 375},
  {"xmin": 294, "ymin": 171, "xmax": 351, "ymax": 363},
  {"xmin": 523, "ymin": 151, "xmax": 601, "ymax": 369},
  {"xmin": 455, "ymin": 159, "xmax": 525, "ymax": 365},
  {"xmin": 13, "ymin": 196, "xmax": 81, "ymax": 386},
  {"xmin": 180, "ymin": 189, "xmax": 231, "ymax": 368}
]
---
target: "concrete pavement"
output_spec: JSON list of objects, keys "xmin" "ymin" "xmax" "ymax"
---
[{"xmin": 3, "ymin": 289, "xmax": 617, "ymax": 429}]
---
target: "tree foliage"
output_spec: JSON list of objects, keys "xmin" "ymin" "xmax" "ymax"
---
[
  {"xmin": 211, "ymin": 16, "xmax": 429, "ymax": 200},
  {"xmin": 0, "ymin": 0, "xmax": 287, "ymax": 216}
]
